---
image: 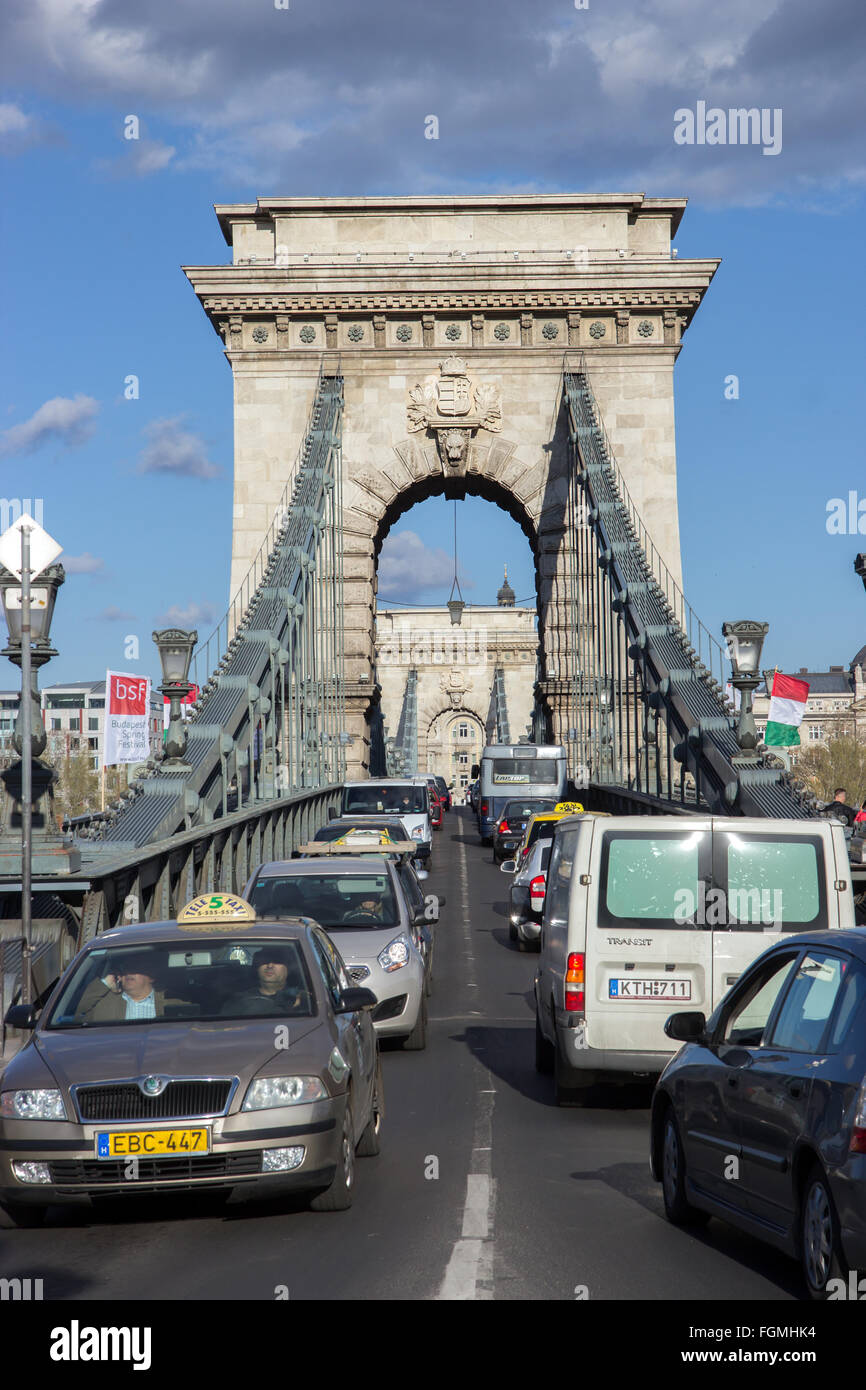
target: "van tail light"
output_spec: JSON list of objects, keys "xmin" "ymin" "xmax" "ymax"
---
[
  {"xmin": 850, "ymin": 1078, "xmax": 866, "ymax": 1153},
  {"xmin": 529, "ymin": 875, "xmax": 546, "ymax": 910},
  {"xmin": 565, "ymin": 951, "xmax": 585, "ymax": 1013},
  {"xmin": 498, "ymin": 820, "xmax": 510, "ymax": 834},
  {"xmin": 480, "ymin": 801, "xmax": 488, "ymax": 816}
]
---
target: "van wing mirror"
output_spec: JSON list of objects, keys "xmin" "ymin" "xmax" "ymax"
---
[
  {"xmin": 471, "ymin": 764, "xmax": 479, "ymax": 778},
  {"xmin": 327, "ymin": 806, "xmax": 338, "ymax": 821},
  {"xmin": 664, "ymin": 1011, "xmax": 707, "ymax": 1044}
]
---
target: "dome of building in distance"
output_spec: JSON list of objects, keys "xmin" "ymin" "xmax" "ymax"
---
[{"xmin": 497, "ymin": 566, "xmax": 515, "ymax": 607}]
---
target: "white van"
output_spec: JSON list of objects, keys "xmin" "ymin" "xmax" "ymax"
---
[
  {"xmin": 339, "ymin": 779, "xmax": 433, "ymax": 864},
  {"xmin": 534, "ymin": 814, "xmax": 855, "ymax": 1104}
]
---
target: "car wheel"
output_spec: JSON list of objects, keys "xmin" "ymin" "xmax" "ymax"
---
[
  {"xmin": 401, "ymin": 992, "xmax": 427, "ymax": 1051},
  {"xmin": 535, "ymin": 1010, "xmax": 554, "ymax": 1074},
  {"xmin": 309, "ymin": 1100, "xmax": 355, "ymax": 1211},
  {"xmin": 660, "ymin": 1109, "xmax": 709, "ymax": 1227},
  {"xmin": 0, "ymin": 1202, "xmax": 48, "ymax": 1229},
  {"xmin": 356, "ymin": 1060, "xmax": 384, "ymax": 1158},
  {"xmin": 800, "ymin": 1165, "xmax": 847, "ymax": 1299}
]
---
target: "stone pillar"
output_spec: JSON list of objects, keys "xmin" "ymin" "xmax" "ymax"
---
[{"xmin": 615, "ymin": 310, "xmax": 629, "ymax": 345}]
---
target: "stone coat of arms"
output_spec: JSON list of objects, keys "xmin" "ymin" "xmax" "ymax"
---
[{"xmin": 408, "ymin": 356, "xmax": 501, "ymax": 472}]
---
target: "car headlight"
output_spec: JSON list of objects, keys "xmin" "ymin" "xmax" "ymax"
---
[
  {"xmin": 1, "ymin": 1089, "xmax": 67, "ymax": 1121},
  {"xmin": 377, "ymin": 933, "xmax": 411, "ymax": 972},
  {"xmin": 411, "ymin": 825, "xmax": 423, "ymax": 838},
  {"xmin": 241, "ymin": 1077, "xmax": 327, "ymax": 1112}
]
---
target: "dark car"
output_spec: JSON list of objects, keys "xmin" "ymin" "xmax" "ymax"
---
[
  {"xmin": 433, "ymin": 777, "xmax": 451, "ymax": 812},
  {"xmin": 650, "ymin": 930, "xmax": 866, "ymax": 1298},
  {"xmin": 492, "ymin": 798, "xmax": 557, "ymax": 863}
]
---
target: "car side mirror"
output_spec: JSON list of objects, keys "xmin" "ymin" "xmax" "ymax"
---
[
  {"xmin": 336, "ymin": 986, "xmax": 377, "ymax": 1013},
  {"xmin": 500, "ymin": 859, "xmax": 517, "ymax": 874},
  {"xmin": 328, "ymin": 806, "xmax": 338, "ymax": 821},
  {"xmin": 664, "ymin": 1011, "xmax": 707, "ymax": 1043},
  {"xmin": 5, "ymin": 1004, "xmax": 37, "ymax": 1030},
  {"xmin": 412, "ymin": 906, "xmax": 429, "ymax": 926},
  {"xmin": 414, "ymin": 864, "xmax": 429, "ymax": 880}
]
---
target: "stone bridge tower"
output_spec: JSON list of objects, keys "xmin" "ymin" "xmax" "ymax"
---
[{"xmin": 185, "ymin": 194, "xmax": 718, "ymax": 777}]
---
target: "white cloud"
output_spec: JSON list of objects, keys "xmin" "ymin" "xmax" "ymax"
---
[
  {"xmin": 378, "ymin": 530, "xmax": 472, "ymax": 599},
  {"xmin": 0, "ymin": 103, "xmax": 30, "ymax": 134},
  {"xmin": 0, "ymin": 0, "xmax": 861, "ymax": 203},
  {"xmin": 137, "ymin": 417, "xmax": 221, "ymax": 480},
  {"xmin": 109, "ymin": 138, "xmax": 176, "ymax": 176},
  {"xmin": 64, "ymin": 552, "xmax": 104, "ymax": 574},
  {"xmin": 0, "ymin": 394, "xmax": 99, "ymax": 457},
  {"xmin": 154, "ymin": 601, "xmax": 216, "ymax": 629},
  {"xmin": 96, "ymin": 604, "xmax": 136, "ymax": 621}
]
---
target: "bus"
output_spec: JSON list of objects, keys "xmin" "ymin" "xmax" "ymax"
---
[{"xmin": 474, "ymin": 744, "xmax": 568, "ymax": 843}]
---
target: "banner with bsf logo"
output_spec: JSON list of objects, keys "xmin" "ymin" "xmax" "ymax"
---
[{"xmin": 103, "ymin": 670, "xmax": 151, "ymax": 767}]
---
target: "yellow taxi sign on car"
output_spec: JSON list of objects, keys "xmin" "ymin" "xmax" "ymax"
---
[
  {"xmin": 554, "ymin": 801, "xmax": 584, "ymax": 815},
  {"xmin": 177, "ymin": 893, "xmax": 257, "ymax": 927}
]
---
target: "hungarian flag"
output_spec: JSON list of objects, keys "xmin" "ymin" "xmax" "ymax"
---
[{"xmin": 765, "ymin": 672, "xmax": 809, "ymax": 747}]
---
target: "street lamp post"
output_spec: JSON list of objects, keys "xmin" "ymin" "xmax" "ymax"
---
[
  {"xmin": 722, "ymin": 619, "xmax": 769, "ymax": 765},
  {"xmin": 153, "ymin": 629, "xmax": 197, "ymax": 772},
  {"xmin": 0, "ymin": 539, "xmax": 78, "ymax": 1004}
]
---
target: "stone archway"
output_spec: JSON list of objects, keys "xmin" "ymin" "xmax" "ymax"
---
[
  {"xmin": 342, "ymin": 392, "xmax": 574, "ymax": 776},
  {"xmin": 422, "ymin": 704, "xmax": 487, "ymax": 789}
]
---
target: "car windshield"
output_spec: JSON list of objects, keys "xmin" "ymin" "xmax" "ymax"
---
[
  {"xmin": 45, "ymin": 938, "xmax": 316, "ymax": 1028},
  {"xmin": 250, "ymin": 873, "xmax": 400, "ymax": 930},
  {"xmin": 343, "ymin": 785, "xmax": 427, "ymax": 814}
]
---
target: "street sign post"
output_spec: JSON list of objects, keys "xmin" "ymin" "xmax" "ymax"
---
[{"xmin": 0, "ymin": 514, "xmax": 63, "ymax": 1005}]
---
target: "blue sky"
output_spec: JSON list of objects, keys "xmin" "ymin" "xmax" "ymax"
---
[{"xmin": 0, "ymin": 0, "xmax": 864, "ymax": 688}]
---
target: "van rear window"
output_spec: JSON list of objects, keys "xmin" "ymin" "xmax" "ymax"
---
[
  {"xmin": 491, "ymin": 759, "xmax": 558, "ymax": 783},
  {"xmin": 599, "ymin": 831, "xmax": 710, "ymax": 930},
  {"xmin": 721, "ymin": 834, "xmax": 825, "ymax": 929}
]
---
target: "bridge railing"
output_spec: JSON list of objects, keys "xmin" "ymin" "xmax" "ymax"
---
[
  {"xmin": 190, "ymin": 354, "xmax": 342, "ymax": 691},
  {"xmin": 562, "ymin": 350, "xmax": 727, "ymax": 692}
]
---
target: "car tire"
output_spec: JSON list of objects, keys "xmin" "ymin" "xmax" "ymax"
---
[
  {"xmin": 535, "ymin": 1010, "xmax": 554, "ymax": 1074},
  {"xmin": 401, "ymin": 993, "xmax": 427, "ymax": 1051},
  {"xmin": 309, "ymin": 1100, "xmax": 355, "ymax": 1211},
  {"xmin": 660, "ymin": 1108, "xmax": 709, "ymax": 1227},
  {"xmin": 800, "ymin": 1165, "xmax": 847, "ymax": 1300},
  {"xmin": 508, "ymin": 920, "xmax": 518, "ymax": 942},
  {"xmin": 517, "ymin": 938, "xmax": 529, "ymax": 953},
  {"xmin": 356, "ymin": 1060, "xmax": 384, "ymax": 1158},
  {"xmin": 0, "ymin": 1202, "xmax": 48, "ymax": 1229}
]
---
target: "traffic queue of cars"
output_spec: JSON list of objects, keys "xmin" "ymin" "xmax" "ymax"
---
[
  {"xmin": 499, "ymin": 803, "xmax": 865, "ymax": 1297},
  {"xmin": 0, "ymin": 782, "xmax": 452, "ymax": 1228}
]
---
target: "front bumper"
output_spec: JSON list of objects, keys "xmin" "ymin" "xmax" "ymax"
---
[
  {"xmin": 347, "ymin": 957, "xmax": 424, "ymax": 1039},
  {"xmin": 0, "ymin": 1100, "xmax": 344, "ymax": 1206}
]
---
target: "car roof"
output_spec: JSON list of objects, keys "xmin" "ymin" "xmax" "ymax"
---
[
  {"xmin": 755, "ymin": 928, "xmax": 866, "ymax": 961},
  {"xmin": 253, "ymin": 855, "xmax": 393, "ymax": 877},
  {"xmin": 95, "ymin": 917, "xmax": 318, "ymax": 947}
]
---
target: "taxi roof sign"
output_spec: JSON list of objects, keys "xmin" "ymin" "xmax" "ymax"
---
[
  {"xmin": 299, "ymin": 840, "xmax": 417, "ymax": 857},
  {"xmin": 177, "ymin": 893, "xmax": 257, "ymax": 925},
  {"xmin": 554, "ymin": 801, "xmax": 584, "ymax": 814}
]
